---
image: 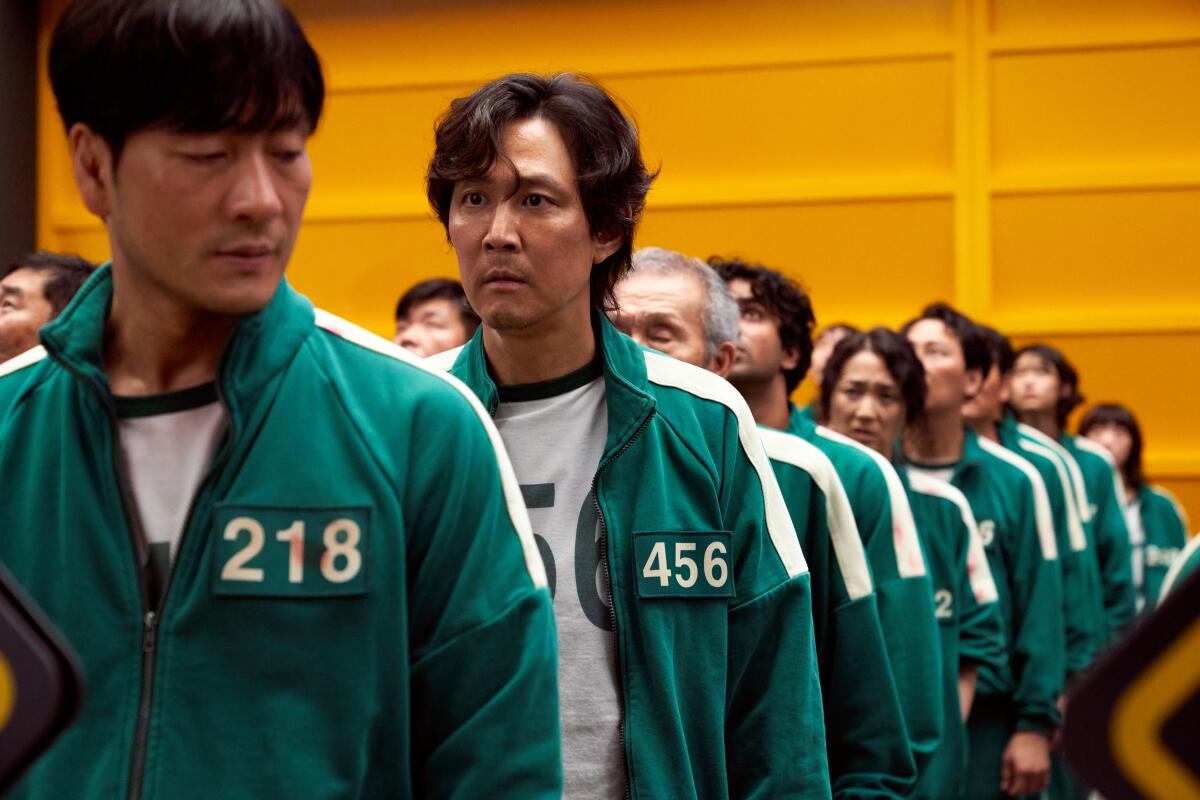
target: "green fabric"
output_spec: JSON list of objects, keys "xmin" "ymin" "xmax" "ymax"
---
[
  {"xmin": 788, "ymin": 406, "xmax": 944, "ymax": 784},
  {"xmin": 1137, "ymin": 485, "xmax": 1190, "ymax": 608},
  {"xmin": 1062, "ymin": 436, "xmax": 1136, "ymax": 642},
  {"xmin": 765, "ymin": 429, "xmax": 916, "ymax": 798},
  {"xmin": 999, "ymin": 417, "xmax": 1095, "ymax": 674},
  {"xmin": 0, "ymin": 266, "xmax": 561, "ymax": 799},
  {"xmin": 446, "ymin": 315, "xmax": 831, "ymax": 799},
  {"xmin": 1160, "ymin": 534, "xmax": 1200, "ymax": 601},
  {"xmin": 899, "ymin": 467, "xmax": 1006, "ymax": 799},
  {"xmin": 941, "ymin": 430, "xmax": 1064, "ymax": 734},
  {"xmin": 961, "ymin": 695, "xmax": 1011, "ymax": 800}
]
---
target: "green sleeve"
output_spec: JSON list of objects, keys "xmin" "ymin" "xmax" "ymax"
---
[
  {"xmin": 1092, "ymin": 467, "xmax": 1137, "ymax": 640},
  {"xmin": 771, "ymin": 458, "xmax": 917, "ymax": 798},
  {"xmin": 848, "ymin": 466, "xmax": 944, "ymax": 779},
  {"xmin": 724, "ymin": 435, "xmax": 831, "ymax": 798},
  {"xmin": 1142, "ymin": 490, "xmax": 1191, "ymax": 606},
  {"xmin": 1003, "ymin": 475, "xmax": 1064, "ymax": 733},
  {"xmin": 405, "ymin": 397, "xmax": 562, "ymax": 799}
]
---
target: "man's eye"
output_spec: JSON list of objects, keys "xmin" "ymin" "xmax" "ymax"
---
[
  {"xmin": 524, "ymin": 194, "xmax": 547, "ymax": 207},
  {"xmin": 185, "ymin": 152, "xmax": 226, "ymax": 163},
  {"xmin": 0, "ymin": 300, "xmax": 14, "ymax": 311},
  {"xmin": 463, "ymin": 191, "xmax": 484, "ymax": 206},
  {"xmin": 742, "ymin": 308, "xmax": 763, "ymax": 321},
  {"xmin": 274, "ymin": 150, "xmax": 303, "ymax": 164}
]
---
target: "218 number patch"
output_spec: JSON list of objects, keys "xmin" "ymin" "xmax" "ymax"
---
[
  {"xmin": 212, "ymin": 506, "xmax": 370, "ymax": 597},
  {"xmin": 634, "ymin": 531, "xmax": 734, "ymax": 598}
]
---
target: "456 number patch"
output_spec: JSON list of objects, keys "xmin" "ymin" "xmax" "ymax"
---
[
  {"xmin": 634, "ymin": 531, "xmax": 734, "ymax": 598},
  {"xmin": 212, "ymin": 507, "xmax": 370, "ymax": 597}
]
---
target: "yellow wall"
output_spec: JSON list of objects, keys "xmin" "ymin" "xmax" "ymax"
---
[{"xmin": 36, "ymin": 0, "xmax": 1200, "ymax": 527}]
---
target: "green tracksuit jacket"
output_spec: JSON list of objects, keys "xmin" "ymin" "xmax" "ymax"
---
[
  {"xmin": 1159, "ymin": 530, "xmax": 1200, "ymax": 603},
  {"xmin": 1011, "ymin": 423, "xmax": 1106, "ymax": 672},
  {"xmin": 915, "ymin": 429, "xmax": 1064, "ymax": 734},
  {"xmin": 1063, "ymin": 435, "xmax": 1136, "ymax": 642},
  {"xmin": 997, "ymin": 417, "xmax": 1096, "ymax": 675},
  {"xmin": 0, "ymin": 268, "xmax": 561, "ymax": 799},
  {"xmin": 760, "ymin": 427, "xmax": 916, "ymax": 798},
  {"xmin": 787, "ymin": 409, "xmax": 944, "ymax": 784},
  {"xmin": 438, "ymin": 316, "xmax": 831, "ymax": 799},
  {"xmin": 1132, "ymin": 484, "xmax": 1190, "ymax": 609},
  {"xmin": 899, "ymin": 467, "xmax": 1006, "ymax": 799}
]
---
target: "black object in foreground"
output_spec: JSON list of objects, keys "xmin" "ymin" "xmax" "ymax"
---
[
  {"xmin": 0, "ymin": 563, "xmax": 83, "ymax": 793},
  {"xmin": 1062, "ymin": 568, "xmax": 1200, "ymax": 799}
]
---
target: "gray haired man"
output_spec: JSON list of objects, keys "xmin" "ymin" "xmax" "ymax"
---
[{"xmin": 611, "ymin": 247, "xmax": 919, "ymax": 797}]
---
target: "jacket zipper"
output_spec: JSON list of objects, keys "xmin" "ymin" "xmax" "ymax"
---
[
  {"xmin": 591, "ymin": 409, "xmax": 654, "ymax": 800},
  {"xmin": 61, "ymin": 360, "xmax": 233, "ymax": 800},
  {"xmin": 124, "ymin": 379, "xmax": 234, "ymax": 800}
]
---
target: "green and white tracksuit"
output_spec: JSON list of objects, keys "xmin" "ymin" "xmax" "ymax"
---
[
  {"xmin": 0, "ymin": 267, "xmax": 562, "ymax": 799},
  {"xmin": 1159, "ymin": 529, "xmax": 1200, "ymax": 602},
  {"xmin": 910, "ymin": 429, "xmax": 1064, "ymax": 799},
  {"xmin": 899, "ymin": 467, "xmax": 1005, "ymax": 799},
  {"xmin": 1130, "ymin": 484, "xmax": 1190, "ymax": 609},
  {"xmin": 788, "ymin": 408, "xmax": 944, "ymax": 786},
  {"xmin": 761, "ymin": 426, "xmax": 917, "ymax": 798},
  {"xmin": 434, "ymin": 316, "xmax": 831, "ymax": 799},
  {"xmin": 1063, "ymin": 435, "xmax": 1136, "ymax": 643}
]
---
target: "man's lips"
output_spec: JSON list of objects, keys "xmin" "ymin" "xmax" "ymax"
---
[
  {"xmin": 214, "ymin": 243, "xmax": 277, "ymax": 260},
  {"xmin": 482, "ymin": 269, "xmax": 527, "ymax": 286}
]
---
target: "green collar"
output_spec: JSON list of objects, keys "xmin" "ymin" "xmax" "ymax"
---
[
  {"xmin": 38, "ymin": 263, "xmax": 315, "ymax": 422},
  {"xmin": 449, "ymin": 310, "xmax": 655, "ymax": 458}
]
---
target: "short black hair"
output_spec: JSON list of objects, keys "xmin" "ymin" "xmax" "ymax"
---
[
  {"xmin": 3, "ymin": 251, "xmax": 97, "ymax": 317},
  {"xmin": 977, "ymin": 323, "xmax": 1015, "ymax": 375},
  {"xmin": 394, "ymin": 278, "xmax": 480, "ymax": 334},
  {"xmin": 1011, "ymin": 344, "xmax": 1084, "ymax": 429},
  {"xmin": 820, "ymin": 327, "xmax": 927, "ymax": 425},
  {"xmin": 708, "ymin": 256, "xmax": 815, "ymax": 393},
  {"xmin": 426, "ymin": 73, "xmax": 656, "ymax": 312},
  {"xmin": 50, "ymin": 0, "xmax": 325, "ymax": 164},
  {"xmin": 815, "ymin": 323, "xmax": 859, "ymax": 344},
  {"xmin": 901, "ymin": 301, "xmax": 993, "ymax": 376},
  {"xmin": 1078, "ymin": 403, "xmax": 1144, "ymax": 491}
]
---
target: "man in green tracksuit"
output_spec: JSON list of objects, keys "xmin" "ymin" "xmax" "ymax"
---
[
  {"xmin": 613, "ymin": 249, "xmax": 915, "ymax": 797},
  {"xmin": 426, "ymin": 76, "xmax": 829, "ymax": 798},
  {"xmin": 903, "ymin": 305, "xmax": 1063, "ymax": 799},
  {"xmin": 1008, "ymin": 345, "xmax": 1136, "ymax": 643},
  {"xmin": 710, "ymin": 258, "xmax": 942, "ymax": 790},
  {"xmin": 0, "ymin": 3, "xmax": 560, "ymax": 798}
]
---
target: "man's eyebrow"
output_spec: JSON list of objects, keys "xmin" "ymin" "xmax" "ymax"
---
[
  {"xmin": 1, "ymin": 285, "xmax": 22, "ymax": 299},
  {"xmin": 515, "ymin": 172, "xmax": 569, "ymax": 193}
]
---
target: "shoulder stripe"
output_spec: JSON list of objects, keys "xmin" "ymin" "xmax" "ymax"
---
[
  {"xmin": 1020, "ymin": 424, "xmax": 1093, "ymax": 524},
  {"xmin": 425, "ymin": 345, "xmax": 464, "ymax": 371},
  {"xmin": 1018, "ymin": 438, "xmax": 1087, "ymax": 552},
  {"xmin": 1074, "ymin": 436, "xmax": 1130, "ymax": 506},
  {"xmin": 0, "ymin": 345, "xmax": 47, "ymax": 378},
  {"xmin": 1158, "ymin": 533, "xmax": 1200, "ymax": 604},
  {"xmin": 1149, "ymin": 485, "xmax": 1191, "ymax": 534},
  {"xmin": 642, "ymin": 351, "xmax": 807, "ymax": 577},
  {"xmin": 313, "ymin": 309, "xmax": 547, "ymax": 589},
  {"xmin": 978, "ymin": 436, "xmax": 1058, "ymax": 560},
  {"xmin": 906, "ymin": 468, "xmax": 1000, "ymax": 605},
  {"xmin": 760, "ymin": 427, "xmax": 873, "ymax": 600},
  {"xmin": 816, "ymin": 425, "xmax": 928, "ymax": 578}
]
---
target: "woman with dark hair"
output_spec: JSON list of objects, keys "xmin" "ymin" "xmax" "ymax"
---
[
  {"xmin": 822, "ymin": 327, "xmax": 1006, "ymax": 799},
  {"xmin": 1079, "ymin": 403, "xmax": 1191, "ymax": 609}
]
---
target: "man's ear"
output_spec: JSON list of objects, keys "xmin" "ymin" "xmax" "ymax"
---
[
  {"xmin": 592, "ymin": 216, "xmax": 625, "ymax": 265},
  {"xmin": 707, "ymin": 341, "xmax": 737, "ymax": 379},
  {"xmin": 780, "ymin": 343, "xmax": 801, "ymax": 373},
  {"xmin": 963, "ymin": 367, "xmax": 984, "ymax": 400},
  {"xmin": 69, "ymin": 123, "xmax": 115, "ymax": 220}
]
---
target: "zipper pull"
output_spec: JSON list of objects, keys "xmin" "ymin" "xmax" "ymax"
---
[{"xmin": 142, "ymin": 611, "xmax": 157, "ymax": 654}]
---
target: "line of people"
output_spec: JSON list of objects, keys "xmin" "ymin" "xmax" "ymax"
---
[{"xmin": 3, "ymin": 2, "xmax": 1196, "ymax": 798}]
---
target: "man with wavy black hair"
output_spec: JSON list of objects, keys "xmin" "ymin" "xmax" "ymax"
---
[
  {"xmin": 428, "ymin": 75, "xmax": 830, "ymax": 798},
  {"xmin": 0, "ymin": 3, "xmax": 560, "ymax": 798}
]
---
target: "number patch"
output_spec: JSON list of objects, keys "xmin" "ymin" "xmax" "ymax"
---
[
  {"xmin": 634, "ymin": 532, "xmax": 734, "ymax": 598},
  {"xmin": 213, "ymin": 507, "xmax": 369, "ymax": 597},
  {"xmin": 934, "ymin": 589, "xmax": 954, "ymax": 619}
]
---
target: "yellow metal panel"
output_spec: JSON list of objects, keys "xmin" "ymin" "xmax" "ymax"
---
[
  {"xmin": 990, "ymin": 0, "xmax": 1200, "ymax": 41},
  {"xmin": 991, "ymin": 190, "xmax": 1200, "ymax": 317},
  {"xmin": 992, "ymin": 46, "xmax": 1200, "ymax": 175}
]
